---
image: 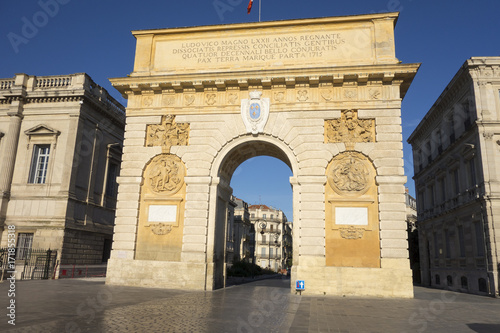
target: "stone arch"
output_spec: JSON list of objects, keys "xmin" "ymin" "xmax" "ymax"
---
[
  {"xmin": 206, "ymin": 134, "xmax": 298, "ymax": 289},
  {"xmin": 210, "ymin": 134, "xmax": 299, "ymax": 180}
]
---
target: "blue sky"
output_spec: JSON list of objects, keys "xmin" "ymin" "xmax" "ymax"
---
[{"xmin": 1, "ymin": 0, "xmax": 499, "ymax": 220}]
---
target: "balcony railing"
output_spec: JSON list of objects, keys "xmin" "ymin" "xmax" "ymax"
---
[
  {"xmin": 257, "ymin": 241, "xmax": 281, "ymax": 246},
  {"xmin": 35, "ymin": 76, "xmax": 72, "ymax": 88},
  {"xmin": 0, "ymin": 80, "xmax": 14, "ymax": 90},
  {"xmin": 256, "ymin": 254, "xmax": 281, "ymax": 260}
]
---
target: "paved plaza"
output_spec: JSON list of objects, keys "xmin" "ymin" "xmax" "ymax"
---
[{"xmin": 1, "ymin": 277, "xmax": 499, "ymax": 332}]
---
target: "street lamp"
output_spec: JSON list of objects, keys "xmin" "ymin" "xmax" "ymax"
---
[
  {"xmin": 258, "ymin": 221, "xmax": 267, "ymax": 235},
  {"xmin": 273, "ymin": 230, "xmax": 281, "ymax": 271},
  {"xmin": 258, "ymin": 221, "xmax": 267, "ymax": 268}
]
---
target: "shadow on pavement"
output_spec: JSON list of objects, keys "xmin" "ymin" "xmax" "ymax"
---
[{"xmin": 467, "ymin": 323, "xmax": 500, "ymax": 333}]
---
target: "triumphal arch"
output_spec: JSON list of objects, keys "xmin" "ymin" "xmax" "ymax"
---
[{"xmin": 106, "ymin": 12, "xmax": 419, "ymax": 297}]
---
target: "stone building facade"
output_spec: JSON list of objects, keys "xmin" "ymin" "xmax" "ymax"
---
[
  {"xmin": 250, "ymin": 204, "xmax": 287, "ymax": 271},
  {"xmin": 0, "ymin": 73, "xmax": 125, "ymax": 270},
  {"xmin": 106, "ymin": 13, "xmax": 419, "ymax": 297},
  {"xmin": 233, "ymin": 197, "xmax": 254, "ymax": 263},
  {"xmin": 408, "ymin": 57, "xmax": 500, "ymax": 296}
]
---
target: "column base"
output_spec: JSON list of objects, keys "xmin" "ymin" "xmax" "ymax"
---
[
  {"xmin": 291, "ymin": 258, "xmax": 413, "ymax": 298},
  {"xmin": 106, "ymin": 258, "xmax": 207, "ymax": 290}
]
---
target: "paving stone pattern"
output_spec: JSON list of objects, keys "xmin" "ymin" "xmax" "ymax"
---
[{"xmin": 1, "ymin": 277, "xmax": 499, "ymax": 332}]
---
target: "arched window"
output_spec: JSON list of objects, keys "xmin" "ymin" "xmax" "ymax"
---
[
  {"xmin": 460, "ymin": 276, "xmax": 468, "ymax": 289},
  {"xmin": 447, "ymin": 275, "xmax": 453, "ymax": 287},
  {"xmin": 478, "ymin": 278, "xmax": 488, "ymax": 293}
]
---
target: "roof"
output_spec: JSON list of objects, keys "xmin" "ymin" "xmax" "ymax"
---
[{"xmin": 248, "ymin": 204, "xmax": 271, "ymax": 210}]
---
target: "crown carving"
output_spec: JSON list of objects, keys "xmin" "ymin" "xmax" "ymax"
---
[{"xmin": 249, "ymin": 91, "xmax": 262, "ymax": 100}]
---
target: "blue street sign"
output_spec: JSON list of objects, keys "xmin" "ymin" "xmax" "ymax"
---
[{"xmin": 296, "ymin": 280, "xmax": 305, "ymax": 291}]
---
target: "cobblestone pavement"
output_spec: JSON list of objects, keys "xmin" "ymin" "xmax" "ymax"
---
[{"xmin": 1, "ymin": 276, "xmax": 499, "ymax": 332}]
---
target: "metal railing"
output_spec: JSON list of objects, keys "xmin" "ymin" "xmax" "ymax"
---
[
  {"xmin": 58, "ymin": 264, "xmax": 107, "ymax": 279},
  {"xmin": 0, "ymin": 248, "xmax": 58, "ymax": 280}
]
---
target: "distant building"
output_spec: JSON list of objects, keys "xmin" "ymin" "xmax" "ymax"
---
[
  {"xmin": 0, "ymin": 73, "xmax": 125, "ymax": 276},
  {"xmin": 283, "ymin": 221, "xmax": 293, "ymax": 269},
  {"xmin": 408, "ymin": 57, "xmax": 500, "ymax": 296},
  {"xmin": 233, "ymin": 197, "xmax": 254, "ymax": 263},
  {"xmin": 249, "ymin": 204, "xmax": 288, "ymax": 272},
  {"xmin": 406, "ymin": 189, "xmax": 419, "ymax": 284}
]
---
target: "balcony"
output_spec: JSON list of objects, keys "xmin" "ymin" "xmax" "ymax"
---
[
  {"xmin": 257, "ymin": 241, "xmax": 281, "ymax": 246},
  {"xmin": 256, "ymin": 254, "xmax": 281, "ymax": 260}
]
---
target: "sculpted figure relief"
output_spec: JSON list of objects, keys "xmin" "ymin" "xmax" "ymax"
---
[
  {"xmin": 328, "ymin": 152, "xmax": 371, "ymax": 195},
  {"xmin": 325, "ymin": 110, "xmax": 375, "ymax": 148},
  {"xmin": 146, "ymin": 115, "xmax": 190, "ymax": 151},
  {"xmin": 145, "ymin": 154, "xmax": 185, "ymax": 195}
]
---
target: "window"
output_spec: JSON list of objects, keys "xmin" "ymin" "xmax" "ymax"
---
[
  {"xmin": 433, "ymin": 232, "xmax": 439, "ymax": 258},
  {"xmin": 425, "ymin": 141, "xmax": 432, "ymax": 163},
  {"xmin": 452, "ymin": 169, "xmax": 460, "ymax": 195},
  {"xmin": 29, "ymin": 144, "xmax": 50, "ymax": 183},
  {"xmin": 428, "ymin": 185, "xmax": 435, "ymax": 208},
  {"xmin": 478, "ymin": 278, "xmax": 488, "ymax": 292},
  {"xmin": 447, "ymin": 275, "xmax": 453, "ymax": 287},
  {"xmin": 105, "ymin": 163, "xmax": 119, "ymax": 197},
  {"xmin": 468, "ymin": 158, "xmax": 476, "ymax": 188},
  {"xmin": 474, "ymin": 221, "xmax": 485, "ymax": 257},
  {"xmin": 439, "ymin": 178, "xmax": 446, "ymax": 203},
  {"xmin": 251, "ymin": 213, "xmax": 255, "ymax": 218},
  {"xmin": 458, "ymin": 226, "xmax": 465, "ymax": 257},
  {"xmin": 270, "ymin": 214, "xmax": 274, "ymax": 219},
  {"xmin": 449, "ymin": 115, "xmax": 455, "ymax": 143},
  {"xmin": 269, "ymin": 248, "xmax": 273, "ymax": 257},
  {"xmin": 16, "ymin": 233, "xmax": 34, "ymax": 260},
  {"xmin": 261, "ymin": 247, "xmax": 266, "ymax": 256},
  {"xmin": 445, "ymin": 229, "xmax": 452, "ymax": 258},
  {"xmin": 270, "ymin": 225, "xmax": 273, "ymax": 232},
  {"xmin": 417, "ymin": 191, "xmax": 424, "ymax": 213},
  {"xmin": 436, "ymin": 130, "xmax": 443, "ymax": 153},
  {"xmin": 461, "ymin": 276, "xmax": 468, "ymax": 289},
  {"xmin": 263, "ymin": 214, "xmax": 266, "ymax": 219},
  {"xmin": 262, "ymin": 235, "xmax": 266, "ymax": 243}
]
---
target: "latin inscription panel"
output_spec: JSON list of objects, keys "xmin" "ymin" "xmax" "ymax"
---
[
  {"xmin": 335, "ymin": 207, "xmax": 368, "ymax": 226},
  {"xmin": 148, "ymin": 205, "xmax": 177, "ymax": 223},
  {"xmin": 153, "ymin": 26, "xmax": 374, "ymax": 73}
]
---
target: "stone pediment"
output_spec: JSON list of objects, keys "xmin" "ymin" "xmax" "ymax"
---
[{"xmin": 24, "ymin": 124, "xmax": 61, "ymax": 137}]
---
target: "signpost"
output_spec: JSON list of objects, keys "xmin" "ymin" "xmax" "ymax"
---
[{"xmin": 296, "ymin": 280, "xmax": 305, "ymax": 295}]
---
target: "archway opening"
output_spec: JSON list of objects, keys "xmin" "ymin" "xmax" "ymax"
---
[{"xmin": 212, "ymin": 139, "xmax": 294, "ymax": 288}]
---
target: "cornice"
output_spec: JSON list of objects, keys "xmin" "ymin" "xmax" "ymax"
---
[
  {"xmin": 409, "ymin": 57, "xmax": 500, "ymax": 145},
  {"xmin": 408, "ymin": 62, "xmax": 472, "ymax": 144},
  {"xmin": 25, "ymin": 95, "xmax": 82, "ymax": 104},
  {"xmin": 132, "ymin": 12, "xmax": 400, "ymax": 37},
  {"xmin": 111, "ymin": 63, "xmax": 420, "ymax": 97}
]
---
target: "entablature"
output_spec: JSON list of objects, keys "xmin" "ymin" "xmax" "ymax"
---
[{"xmin": 111, "ymin": 64, "xmax": 419, "ymax": 97}]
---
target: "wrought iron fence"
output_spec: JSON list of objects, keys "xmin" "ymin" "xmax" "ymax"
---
[
  {"xmin": 20, "ymin": 249, "xmax": 58, "ymax": 280},
  {"xmin": 0, "ymin": 248, "xmax": 58, "ymax": 280}
]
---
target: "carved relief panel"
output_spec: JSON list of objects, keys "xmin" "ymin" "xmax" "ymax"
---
[
  {"xmin": 325, "ymin": 109, "xmax": 375, "ymax": 150},
  {"xmin": 327, "ymin": 151, "xmax": 372, "ymax": 196},
  {"xmin": 325, "ymin": 151, "xmax": 380, "ymax": 268},
  {"xmin": 146, "ymin": 115, "xmax": 190, "ymax": 152},
  {"xmin": 136, "ymin": 154, "xmax": 186, "ymax": 262}
]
